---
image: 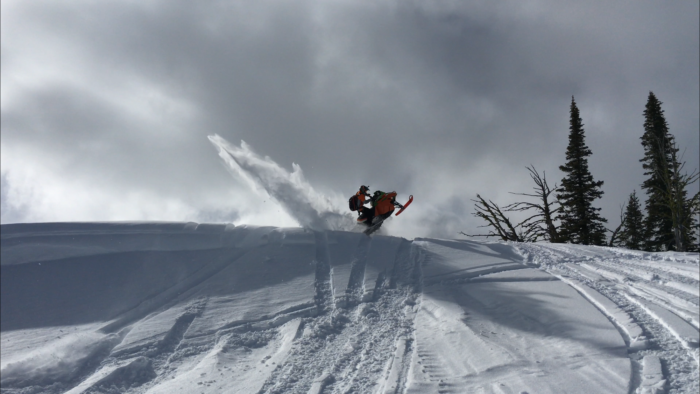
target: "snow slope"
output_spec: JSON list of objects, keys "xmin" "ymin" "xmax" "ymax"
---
[{"xmin": 1, "ymin": 222, "xmax": 698, "ymax": 394}]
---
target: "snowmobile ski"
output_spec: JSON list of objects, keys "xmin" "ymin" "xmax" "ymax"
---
[{"xmin": 395, "ymin": 195, "xmax": 413, "ymax": 216}]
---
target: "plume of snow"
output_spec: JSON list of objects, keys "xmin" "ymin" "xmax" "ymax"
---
[{"xmin": 208, "ymin": 134, "xmax": 354, "ymax": 231}]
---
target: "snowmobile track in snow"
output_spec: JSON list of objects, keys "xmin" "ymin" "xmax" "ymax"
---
[
  {"xmin": 346, "ymin": 236, "xmax": 372, "ymax": 307},
  {"xmin": 517, "ymin": 243, "xmax": 699, "ymax": 394},
  {"xmin": 257, "ymin": 234, "xmax": 419, "ymax": 394},
  {"xmin": 313, "ymin": 231, "xmax": 335, "ymax": 315}
]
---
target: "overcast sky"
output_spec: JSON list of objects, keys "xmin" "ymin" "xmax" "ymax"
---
[{"xmin": 2, "ymin": 0, "xmax": 698, "ymax": 239}]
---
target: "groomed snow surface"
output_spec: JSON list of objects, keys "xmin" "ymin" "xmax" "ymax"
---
[{"xmin": 1, "ymin": 223, "xmax": 698, "ymax": 394}]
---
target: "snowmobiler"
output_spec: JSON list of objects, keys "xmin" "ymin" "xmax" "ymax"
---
[{"xmin": 349, "ymin": 186, "xmax": 413, "ymax": 234}]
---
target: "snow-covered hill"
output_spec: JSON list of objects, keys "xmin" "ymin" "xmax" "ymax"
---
[{"xmin": 1, "ymin": 222, "xmax": 698, "ymax": 394}]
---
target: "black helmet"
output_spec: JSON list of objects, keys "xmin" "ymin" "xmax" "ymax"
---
[{"xmin": 360, "ymin": 185, "xmax": 369, "ymax": 193}]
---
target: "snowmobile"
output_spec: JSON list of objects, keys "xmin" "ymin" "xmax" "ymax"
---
[{"xmin": 349, "ymin": 187, "xmax": 413, "ymax": 235}]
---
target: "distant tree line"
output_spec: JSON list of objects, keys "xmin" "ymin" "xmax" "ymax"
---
[{"xmin": 464, "ymin": 92, "xmax": 699, "ymax": 252}]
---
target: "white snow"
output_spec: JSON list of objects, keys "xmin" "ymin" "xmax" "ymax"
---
[
  {"xmin": 627, "ymin": 295, "xmax": 699, "ymax": 350},
  {"xmin": 1, "ymin": 223, "xmax": 698, "ymax": 394},
  {"xmin": 553, "ymin": 274, "xmax": 647, "ymax": 349},
  {"xmin": 408, "ymin": 240, "xmax": 630, "ymax": 394},
  {"xmin": 640, "ymin": 355, "xmax": 666, "ymax": 394},
  {"xmin": 518, "ymin": 242, "xmax": 700, "ymax": 393}
]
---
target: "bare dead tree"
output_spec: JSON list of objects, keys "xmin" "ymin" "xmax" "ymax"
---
[
  {"xmin": 461, "ymin": 194, "xmax": 524, "ymax": 242},
  {"xmin": 504, "ymin": 166, "xmax": 560, "ymax": 242},
  {"xmin": 608, "ymin": 203, "xmax": 627, "ymax": 247}
]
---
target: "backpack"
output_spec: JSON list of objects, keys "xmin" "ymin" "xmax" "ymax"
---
[{"xmin": 349, "ymin": 194, "xmax": 361, "ymax": 211}]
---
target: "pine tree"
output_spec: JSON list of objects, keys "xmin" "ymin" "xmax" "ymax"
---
[
  {"xmin": 556, "ymin": 97, "xmax": 608, "ymax": 245},
  {"xmin": 651, "ymin": 136, "xmax": 699, "ymax": 251},
  {"xmin": 622, "ymin": 190, "xmax": 645, "ymax": 250},
  {"xmin": 639, "ymin": 92, "xmax": 697, "ymax": 251},
  {"xmin": 640, "ymin": 91, "xmax": 674, "ymax": 251}
]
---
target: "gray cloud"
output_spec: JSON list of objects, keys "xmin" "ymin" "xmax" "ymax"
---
[{"xmin": 1, "ymin": 0, "xmax": 698, "ymax": 238}]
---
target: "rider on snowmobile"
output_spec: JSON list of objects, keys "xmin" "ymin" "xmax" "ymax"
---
[{"xmin": 351, "ymin": 185, "xmax": 371, "ymax": 217}]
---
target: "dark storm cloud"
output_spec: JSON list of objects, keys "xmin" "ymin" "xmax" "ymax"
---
[{"xmin": 1, "ymin": 0, "xmax": 697, "ymax": 237}]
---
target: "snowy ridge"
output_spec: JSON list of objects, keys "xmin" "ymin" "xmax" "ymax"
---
[
  {"xmin": 0, "ymin": 222, "xmax": 238, "ymax": 266},
  {"xmin": 1, "ymin": 223, "xmax": 699, "ymax": 393}
]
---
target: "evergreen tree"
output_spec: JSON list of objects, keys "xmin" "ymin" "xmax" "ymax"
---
[
  {"xmin": 665, "ymin": 146, "xmax": 699, "ymax": 251},
  {"xmin": 622, "ymin": 190, "xmax": 645, "ymax": 250},
  {"xmin": 651, "ymin": 136, "xmax": 699, "ymax": 251},
  {"xmin": 556, "ymin": 97, "xmax": 608, "ymax": 245},
  {"xmin": 639, "ymin": 92, "xmax": 695, "ymax": 251}
]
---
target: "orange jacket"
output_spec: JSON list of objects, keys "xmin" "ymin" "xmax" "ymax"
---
[
  {"xmin": 374, "ymin": 191, "xmax": 397, "ymax": 216},
  {"xmin": 355, "ymin": 191, "xmax": 367, "ymax": 210}
]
